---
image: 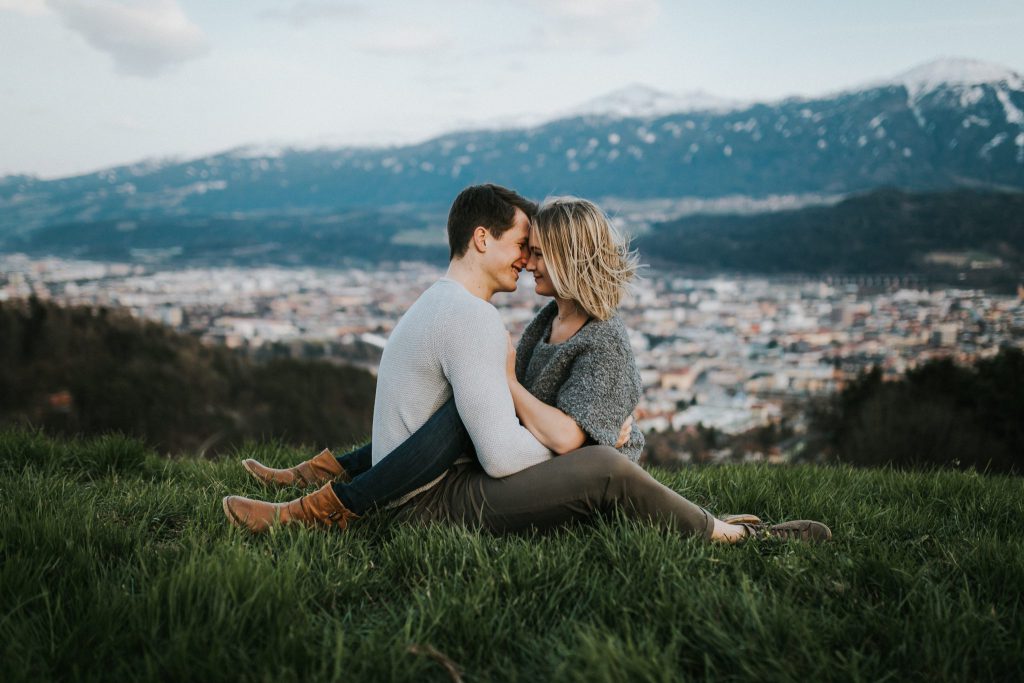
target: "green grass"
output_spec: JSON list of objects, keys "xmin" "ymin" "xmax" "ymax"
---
[{"xmin": 1, "ymin": 427, "xmax": 1022, "ymax": 682}]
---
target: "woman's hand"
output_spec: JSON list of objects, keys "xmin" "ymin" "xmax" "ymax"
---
[
  {"xmin": 505, "ymin": 332, "xmax": 517, "ymax": 383},
  {"xmin": 615, "ymin": 414, "xmax": 634, "ymax": 448}
]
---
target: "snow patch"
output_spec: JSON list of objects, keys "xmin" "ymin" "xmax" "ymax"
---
[
  {"xmin": 995, "ymin": 88, "xmax": 1024, "ymax": 124},
  {"xmin": 960, "ymin": 86, "xmax": 986, "ymax": 107},
  {"xmin": 979, "ymin": 132, "xmax": 1008, "ymax": 159},
  {"xmin": 730, "ymin": 118, "xmax": 758, "ymax": 133},
  {"xmin": 962, "ymin": 115, "xmax": 991, "ymax": 128},
  {"xmin": 230, "ymin": 144, "xmax": 287, "ymax": 160}
]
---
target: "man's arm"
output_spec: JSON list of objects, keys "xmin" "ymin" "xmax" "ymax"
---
[{"xmin": 439, "ymin": 306, "xmax": 553, "ymax": 478}]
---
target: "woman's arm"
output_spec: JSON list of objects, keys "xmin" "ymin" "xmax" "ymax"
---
[
  {"xmin": 506, "ymin": 335, "xmax": 632, "ymax": 454},
  {"xmin": 509, "ymin": 377, "xmax": 587, "ymax": 455}
]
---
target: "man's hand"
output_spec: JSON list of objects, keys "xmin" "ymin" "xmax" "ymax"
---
[
  {"xmin": 615, "ymin": 414, "xmax": 634, "ymax": 448},
  {"xmin": 505, "ymin": 332, "xmax": 517, "ymax": 383}
]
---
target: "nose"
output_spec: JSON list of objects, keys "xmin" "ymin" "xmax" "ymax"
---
[{"xmin": 525, "ymin": 250, "xmax": 537, "ymax": 271}]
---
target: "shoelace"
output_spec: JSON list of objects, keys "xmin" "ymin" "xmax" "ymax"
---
[{"xmin": 738, "ymin": 522, "xmax": 804, "ymax": 541}]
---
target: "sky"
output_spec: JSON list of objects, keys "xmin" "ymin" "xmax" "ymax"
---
[{"xmin": 2, "ymin": 0, "xmax": 1024, "ymax": 179}]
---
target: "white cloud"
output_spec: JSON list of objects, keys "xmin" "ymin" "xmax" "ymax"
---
[
  {"xmin": 357, "ymin": 24, "xmax": 449, "ymax": 56},
  {"xmin": 260, "ymin": 1, "xmax": 365, "ymax": 28},
  {"xmin": 47, "ymin": 0, "xmax": 209, "ymax": 77},
  {"xmin": 532, "ymin": 0, "xmax": 660, "ymax": 51},
  {"xmin": 0, "ymin": 0, "xmax": 50, "ymax": 15}
]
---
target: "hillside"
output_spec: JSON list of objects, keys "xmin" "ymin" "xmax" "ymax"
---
[
  {"xmin": 5, "ymin": 208, "xmax": 449, "ymax": 267},
  {"xmin": 0, "ymin": 298, "xmax": 375, "ymax": 453},
  {"xmin": 1, "ymin": 428, "xmax": 1021, "ymax": 681},
  {"xmin": 637, "ymin": 188, "xmax": 1024, "ymax": 286},
  {"xmin": 810, "ymin": 348, "xmax": 1024, "ymax": 474}
]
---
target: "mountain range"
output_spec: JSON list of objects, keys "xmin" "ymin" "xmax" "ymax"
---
[{"xmin": 2, "ymin": 57, "xmax": 1023, "ymax": 271}]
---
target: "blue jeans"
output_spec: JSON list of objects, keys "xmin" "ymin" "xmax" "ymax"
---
[{"xmin": 330, "ymin": 397, "xmax": 473, "ymax": 515}]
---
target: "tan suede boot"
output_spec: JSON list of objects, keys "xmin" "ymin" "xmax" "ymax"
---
[
  {"xmin": 222, "ymin": 483, "xmax": 359, "ymax": 533},
  {"xmin": 242, "ymin": 448, "xmax": 349, "ymax": 488}
]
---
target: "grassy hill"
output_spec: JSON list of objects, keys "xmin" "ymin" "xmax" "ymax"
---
[{"xmin": 2, "ymin": 428, "xmax": 1021, "ymax": 681}]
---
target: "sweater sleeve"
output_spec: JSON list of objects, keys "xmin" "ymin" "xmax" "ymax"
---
[
  {"xmin": 555, "ymin": 333, "xmax": 640, "ymax": 449},
  {"xmin": 438, "ymin": 302, "xmax": 553, "ymax": 478}
]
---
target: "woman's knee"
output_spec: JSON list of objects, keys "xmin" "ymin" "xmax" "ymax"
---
[{"xmin": 569, "ymin": 445, "xmax": 641, "ymax": 484}]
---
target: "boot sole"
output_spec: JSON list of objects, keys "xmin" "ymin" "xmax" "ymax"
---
[{"xmin": 222, "ymin": 496, "xmax": 241, "ymax": 526}]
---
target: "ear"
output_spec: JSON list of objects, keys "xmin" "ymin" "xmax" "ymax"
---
[{"xmin": 470, "ymin": 226, "xmax": 489, "ymax": 253}]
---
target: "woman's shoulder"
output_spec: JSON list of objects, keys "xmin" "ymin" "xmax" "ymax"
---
[{"xmin": 579, "ymin": 313, "xmax": 631, "ymax": 347}]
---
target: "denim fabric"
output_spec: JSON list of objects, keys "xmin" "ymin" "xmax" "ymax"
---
[
  {"xmin": 331, "ymin": 397, "xmax": 473, "ymax": 515},
  {"xmin": 336, "ymin": 443, "xmax": 372, "ymax": 478}
]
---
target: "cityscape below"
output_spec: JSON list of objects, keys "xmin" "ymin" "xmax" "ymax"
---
[{"xmin": 3, "ymin": 253, "xmax": 1022, "ymax": 464}]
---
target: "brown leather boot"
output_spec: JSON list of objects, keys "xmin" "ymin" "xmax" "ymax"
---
[
  {"xmin": 242, "ymin": 448, "xmax": 349, "ymax": 488},
  {"xmin": 222, "ymin": 482, "xmax": 358, "ymax": 533}
]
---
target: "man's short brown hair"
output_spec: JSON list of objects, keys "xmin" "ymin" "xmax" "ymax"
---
[{"xmin": 447, "ymin": 184, "xmax": 538, "ymax": 260}]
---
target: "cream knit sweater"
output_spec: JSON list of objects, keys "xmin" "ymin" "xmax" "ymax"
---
[{"xmin": 370, "ymin": 278, "xmax": 553, "ymax": 480}]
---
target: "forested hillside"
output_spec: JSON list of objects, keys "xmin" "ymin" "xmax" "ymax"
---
[
  {"xmin": 638, "ymin": 188, "xmax": 1024, "ymax": 288},
  {"xmin": 810, "ymin": 348, "xmax": 1024, "ymax": 474},
  {"xmin": 0, "ymin": 298, "xmax": 375, "ymax": 453}
]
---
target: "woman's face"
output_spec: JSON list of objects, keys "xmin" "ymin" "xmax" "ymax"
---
[{"xmin": 525, "ymin": 232, "xmax": 557, "ymax": 298}]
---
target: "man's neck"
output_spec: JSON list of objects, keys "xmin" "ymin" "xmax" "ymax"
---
[{"xmin": 445, "ymin": 259, "xmax": 495, "ymax": 302}]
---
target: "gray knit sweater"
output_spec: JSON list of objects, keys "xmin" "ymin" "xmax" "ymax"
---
[{"xmin": 515, "ymin": 301, "xmax": 644, "ymax": 461}]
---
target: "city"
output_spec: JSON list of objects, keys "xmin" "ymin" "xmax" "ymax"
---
[{"xmin": 4, "ymin": 252, "xmax": 1022, "ymax": 463}]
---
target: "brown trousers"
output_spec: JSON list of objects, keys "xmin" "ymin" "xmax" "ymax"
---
[{"xmin": 393, "ymin": 445, "xmax": 715, "ymax": 540}]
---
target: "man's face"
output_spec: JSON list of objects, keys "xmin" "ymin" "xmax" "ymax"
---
[{"xmin": 484, "ymin": 208, "xmax": 531, "ymax": 295}]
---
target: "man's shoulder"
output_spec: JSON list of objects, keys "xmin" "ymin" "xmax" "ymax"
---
[{"xmin": 405, "ymin": 279, "xmax": 505, "ymax": 340}]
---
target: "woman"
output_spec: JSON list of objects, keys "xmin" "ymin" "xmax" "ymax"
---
[{"xmin": 232, "ymin": 197, "xmax": 829, "ymax": 543}]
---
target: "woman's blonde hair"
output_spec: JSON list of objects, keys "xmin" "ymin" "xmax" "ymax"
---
[{"xmin": 532, "ymin": 196, "xmax": 639, "ymax": 321}]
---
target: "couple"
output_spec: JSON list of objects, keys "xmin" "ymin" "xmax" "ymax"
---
[{"xmin": 223, "ymin": 184, "xmax": 831, "ymax": 544}]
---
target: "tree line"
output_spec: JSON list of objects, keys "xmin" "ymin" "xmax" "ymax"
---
[
  {"xmin": 0, "ymin": 298, "xmax": 375, "ymax": 455},
  {"xmin": 810, "ymin": 348, "xmax": 1023, "ymax": 474}
]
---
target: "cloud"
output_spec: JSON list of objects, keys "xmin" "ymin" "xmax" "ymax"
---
[
  {"xmin": 260, "ymin": 1, "xmax": 365, "ymax": 28},
  {"xmin": 47, "ymin": 0, "xmax": 209, "ymax": 77},
  {"xmin": 532, "ymin": 0, "xmax": 660, "ymax": 51},
  {"xmin": 357, "ymin": 24, "xmax": 450, "ymax": 56},
  {"xmin": 0, "ymin": 0, "xmax": 50, "ymax": 15}
]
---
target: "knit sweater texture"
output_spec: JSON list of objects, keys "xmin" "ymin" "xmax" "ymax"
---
[
  {"xmin": 515, "ymin": 301, "xmax": 645, "ymax": 461},
  {"xmin": 371, "ymin": 278, "xmax": 553, "ymax": 479}
]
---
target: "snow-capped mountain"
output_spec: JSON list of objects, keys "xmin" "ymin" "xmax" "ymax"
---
[
  {"xmin": 565, "ymin": 84, "xmax": 745, "ymax": 119},
  {"xmin": 2, "ymin": 57, "xmax": 1023, "ymax": 242},
  {"xmin": 873, "ymin": 57, "xmax": 1024, "ymax": 100}
]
